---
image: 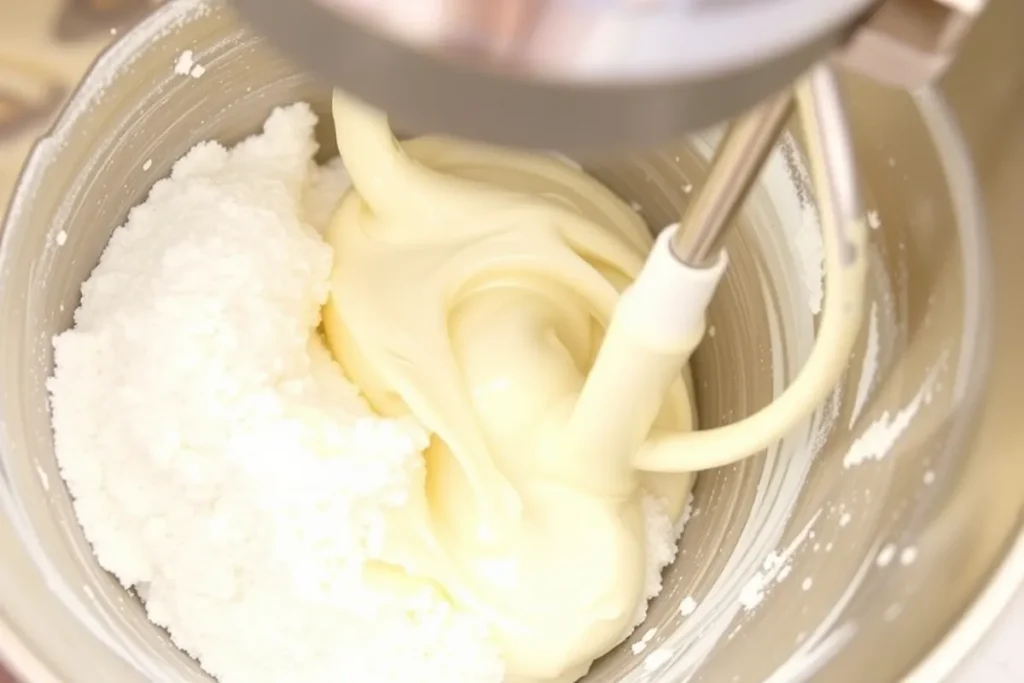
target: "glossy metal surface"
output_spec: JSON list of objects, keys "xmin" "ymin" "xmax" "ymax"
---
[
  {"xmin": 229, "ymin": 0, "xmax": 984, "ymax": 153},
  {"xmin": 0, "ymin": 3, "xmax": 1012, "ymax": 683},
  {"xmin": 230, "ymin": 0, "xmax": 873, "ymax": 152},
  {"xmin": 670, "ymin": 89, "xmax": 793, "ymax": 267}
]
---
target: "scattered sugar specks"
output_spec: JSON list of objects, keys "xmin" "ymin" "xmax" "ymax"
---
[
  {"xmin": 843, "ymin": 366, "xmax": 941, "ymax": 468},
  {"xmin": 923, "ymin": 470, "xmax": 936, "ymax": 485},
  {"xmin": 738, "ymin": 512, "xmax": 820, "ymax": 611},
  {"xmin": 883, "ymin": 603, "xmax": 903, "ymax": 622},
  {"xmin": 55, "ymin": 230, "xmax": 68, "ymax": 246},
  {"xmin": 899, "ymin": 547, "xmax": 918, "ymax": 566},
  {"xmin": 801, "ymin": 577, "xmax": 813, "ymax": 591},
  {"xmin": 679, "ymin": 596, "xmax": 698, "ymax": 616},
  {"xmin": 839, "ymin": 512, "xmax": 852, "ymax": 527},
  {"xmin": 143, "ymin": 159, "xmax": 153, "ymax": 171},
  {"xmin": 777, "ymin": 565, "xmax": 792, "ymax": 581},
  {"xmin": 707, "ymin": 325, "xmax": 716, "ymax": 338},
  {"xmin": 174, "ymin": 49, "xmax": 195, "ymax": 75},
  {"xmin": 739, "ymin": 573, "xmax": 769, "ymax": 611},
  {"xmin": 174, "ymin": 49, "xmax": 205, "ymax": 79},
  {"xmin": 867, "ymin": 210, "xmax": 882, "ymax": 230},
  {"xmin": 631, "ymin": 627, "xmax": 657, "ymax": 655},
  {"xmin": 876, "ymin": 543, "xmax": 897, "ymax": 567},
  {"xmin": 682, "ymin": 182, "xmax": 693, "ymax": 194},
  {"xmin": 630, "ymin": 201, "xmax": 642, "ymax": 213}
]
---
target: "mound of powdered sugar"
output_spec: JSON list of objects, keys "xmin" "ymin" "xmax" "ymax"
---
[
  {"xmin": 48, "ymin": 103, "xmax": 504, "ymax": 683},
  {"xmin": 48, "ymin": 102, "xmax": 684, "ymax": 683}
]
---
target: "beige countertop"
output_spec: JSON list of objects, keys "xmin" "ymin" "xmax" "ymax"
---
[{"xmin": 1, "ymin": 1, "xmax": 1022, "ymax": 681}]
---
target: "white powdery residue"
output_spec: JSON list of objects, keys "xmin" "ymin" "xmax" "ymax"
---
[
  {"xmin": 632, "ymin": 627, "xmax": 657, "ymax": 655},
  {"xmin": 801, "ymin": 577, "xmax": 813, "ymax": 591},
  {"xmin": 48, "ymin": 104, "xmax": 503, "ymax": 683},
  {"xmin": 632, "ymin": 494, "xmax": 685, "ymax": 627},
  {"xmin": 867, "ymin": 210, "xmax": 882, "ymax": 230},
  {"xmin": 808, "ymin": 384, "xmax": 842, "ymax": 459},
  {"xmin": 839, "ymin": 512, "xmax": 852, "ymax": 527},
  {"xmin": 777, "ymin": 565, "xmax": 792, "ymax": 582},
  {"xmin": 173, "ymin": 49, "xmax": 195, "ymax": 76},
  {"xmin": 739, "ymin": 511, "xmax": 820, "ymax": 611},
  {"xmin": 679, "ymin": 596, "xmax": 698, "ymax": 616},
  {"xmin": 794, "ymin": 203, "xmax": 825, "ymax": 314},
  {"xmin": 644, "ymin": 647, "xmax": 673, "ymax": 673},
  {"xmin": 843, "ymin": 366, "xmax": 939, "ymax": 468},
  {"xmin": 876, "ymin": 544, "xmax": 897, "ymax": 567},
  {"xmin": 775, "ymin": 134, "xmax": 826, "ymax": 315},
  {"xmin": 55, "ymin": 230, "xmax": 68, "ymax": 246},
  {"xmin": 673, "ymin": 494, "xmax": 694, "ymax": 537},
  {"xmin": 190, "ymin": 64, "xmax": 206, "ymax": 79},
  {"xmin": 923, "ymin": 470, "xmax": 936, "ymax": 485},
  {"xmin": 849, "ymin": 301, "xmax": 880, "ymax": 428},
  {"xmin": 142, "ymin": 159, "xmax": 153, "ymax": 171},
  {"xmin": 899, "ymin": 547, "xmax": 918, "ymax": 566}
]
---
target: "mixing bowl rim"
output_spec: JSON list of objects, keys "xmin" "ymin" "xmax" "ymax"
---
[
  {"xmin": 0, "ymin": 3, "xmax": 1012, "ymax": 682},
  {"xmin": 894, "ymin": 86, "xmax": 1019, "ymax": 683}
]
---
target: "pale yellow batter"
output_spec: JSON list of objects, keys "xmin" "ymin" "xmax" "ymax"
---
[{"xmin": 322, "ymin": 91, "xmax": 865, "ymax": 682}]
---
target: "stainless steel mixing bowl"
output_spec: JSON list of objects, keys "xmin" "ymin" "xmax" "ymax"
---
[{"xmin": 0, "ymin": 2, "xmax": 1010, "ymax": 683}]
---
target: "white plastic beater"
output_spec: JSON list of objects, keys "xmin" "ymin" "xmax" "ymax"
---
[{"xmin": 563, "ymin": 65, "xmax": 867, "ymax": 473}]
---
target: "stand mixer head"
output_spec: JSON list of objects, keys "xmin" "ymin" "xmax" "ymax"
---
[
  {"xmin": 230, "ymin": 0, "xmax": 986, "ymax": 477},
  {"xmin": 230, "ymin": 0, "xmax": 982, "ymax": 153}
]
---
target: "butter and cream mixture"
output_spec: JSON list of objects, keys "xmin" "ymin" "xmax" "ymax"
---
[
  {"xmin": 49, "ymin": 99, "xmax": 697, "ymax": 683},
  {"xmin": 324, "ymin": 93, "xmax": 697, "ymax": 682}
]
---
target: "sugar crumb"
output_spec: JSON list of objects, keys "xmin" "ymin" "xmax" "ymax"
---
[
  {"xmin": 174, "ymin": 49, "xmax": 194, "ymax": 75},
  {"xmin": 876, "ymin": 543, "xmax": 897, "ymax": 567}
]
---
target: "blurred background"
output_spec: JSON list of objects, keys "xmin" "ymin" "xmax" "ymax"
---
[{"xmin": 1, "ymin": 0, "xmax": 1021, "ymax": 680}]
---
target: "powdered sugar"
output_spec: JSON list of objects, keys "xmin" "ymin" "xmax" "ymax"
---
[
  {"xmin": 633, "ymin": 494, "xmax": 690, "ymax": 627},
  {"xmin": 867, "ymin": 210, "xmax": 881, "ymax": 230},
  {"xmin": 174, "ymin": 50, "xmax": 206, "ymax": 79},
  {"xmin": 843, "ymin": 366, "xmax": 939, "ymax": 469},
  {"xmin": 48, "ymin": 104, "xmax": 503, "ymax": 683},
  {"xmin": 738, "ymin": 511, "xmax": 820, "ymax": 611}
]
